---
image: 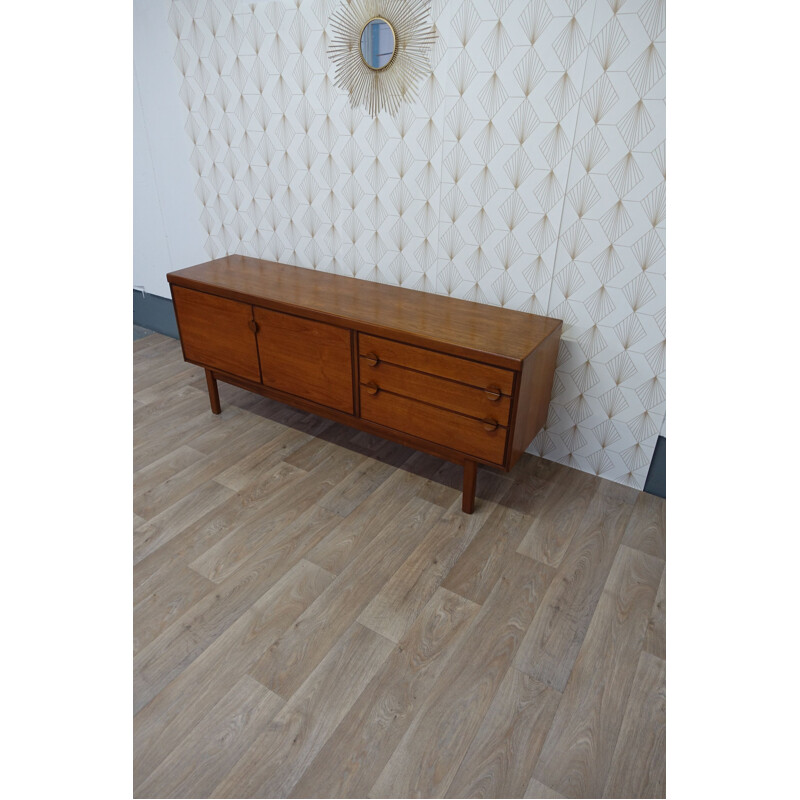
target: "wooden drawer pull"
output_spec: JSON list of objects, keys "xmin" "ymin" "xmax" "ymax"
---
[
  {"xmin": 364, "ymin": 381, "xmax": 380, "ymax": 395},
  {"xmin": 363, "ymin": 352, "xmax": 380, "ymax": 367},
  {"xmin": 248, "ymin": 319, "xmax": 259, "ymax": 333},
  {"xmin": 482, "ymin": 418, "xmax": 499, "ymax": 432},
  {"xmin": 484, "ymin": 385, "xmax": 502, "ymax": 401}
]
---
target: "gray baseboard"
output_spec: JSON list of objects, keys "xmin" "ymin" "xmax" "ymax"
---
[
  {"xmin": 643, "ymin": 435, "xmax": 666, "ymax": 499},
  {"xmin": 133, "ymin": 290, "xmax": 178, "ymax": 338}
]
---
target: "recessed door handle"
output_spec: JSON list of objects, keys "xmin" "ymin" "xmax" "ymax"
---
[
  {"xmin": 482, "ymin": 418, "xmax": 499, "ymax": 432},
  {"xmin": 364, "ymin": 382, "xmax": 379, "ymax": 395},
  {"xmin": 363, "ymin": 352, "xmax": 379, "ymax": 367},
  {"xmin": 484, "ymin": 386, "xmax": 502, "ymax": 401},
  {"xmin": 248, "ymin": 319, "xmax": 259, "ymax": 333}
]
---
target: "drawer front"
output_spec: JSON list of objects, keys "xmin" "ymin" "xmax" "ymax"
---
[
  {"xmin": 172, "ymin": 286, "xmax": 261, "ymax": 383},
  {"xmin": 360, "ymin": 360, "xmax": 511, "ymax": 425},
  {"xmin": 360, "ymin": 387, "xmax": 508, "ymax": 465},
  {"xmin": 254, "ymin": 307, "xmax": 354, "ymax": 414},
  {"xmin": 359, "ymin": 334, "xmax": 514, "ymax": 395}
]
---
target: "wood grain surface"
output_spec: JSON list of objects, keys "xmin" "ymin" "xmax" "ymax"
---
[
  {"xmin": 133, "ymin": 334, "xmax": 666, "ymax": 799},
  {"xmin": 359, "ymin": 357, "xmax": 513, "ymax": 424},
  {"xmin": 255, "ymin": 306, "xmax": 354, "ymax": 414},
  {"xmin": 358, "ymin": 333, "xmax": 515, "ymax": 393},
  {"xmin": 603, "ymin": 651, "xmax": 666, "ymax": 798},
  {"xmin": 370, "ymin": 554, "xmax": 554, "ymax": 797},
  {"xmin": 171, "ymin": 285, "xmax": 261, "ymax": 382},
  {"xmin": 445, "ymin": 667, "xmax": 561, "ymax": 799},
  {"xmin": 532, "ymin": 546, "xmax": 664, "ymax": 797},
  {"xmin": 168, "ymin": 255, "xmax": 561, "ymax": 369},
  {"xmin": 291, "ymin": 588, "xmax": 480, "ymax": 798},
  {"xmin": 360, "ymin": 386, "xmax": 508, "ymax": 465},
  {"xmin": 210, "ymin": 622, "xmax": 395, "ymax": 798},
  {"xmin": 513, "ymin": 486, "xmax": 636, "ymax": 691}
]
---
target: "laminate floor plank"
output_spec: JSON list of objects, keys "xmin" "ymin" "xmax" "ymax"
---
[
  {"xmin": 134, "ymin": 365, "xmax": 200, "ymax": 406},
  {"xmin": 134, "ymin": 356, "xmax": 203, "ymax": 395},
  {"xmin": 442, "ymin": 478, "xmax": 550, "ymax": 605},
  {"xmin": 133, "ymin": 331, "xmax": 175, "ymax": 356},
  {"xmin": 248, "ymin": 497, "xmax": 444, "ymax": 699},
  {"xmin": 596, "ymin": 475, "xmax": 640, "ymax": 505},
  {"xmin": 532, "ymin": 545, "xmax": 663, "ymax": 798},
  {"xmin": 133, "ymin": 563, "xmax": 217, "ymax": 655},
  {"xmin": 188, "ymin": 445, "xmax": 365, "ymax": 584},
  {"xmin": 133, "ymin": 386, "xmax": 208, "ymax": 433},
  {"xmin": 603, "ymin": 651, "xmax": 666, "ymax": 799},
  {"xmin": 357, "ymin": 494, "xmax": 498, "ymax": 643},
  {"xmin": 303, "ymin": 467, "xmax": 432, "ymax": 575},
  {"xmin": 133, "ymin": 559, "xmax": 333, "ymax": 787},
  {"xmin": 133, "ymin": 405, "xmax": 242, "ymax": 473},
  {"xmin": 214, "ymin": 426, "xmax": 314, "ymax": 491},
  {"xmin": 135, "ymin": 675, "xmax": 283, "ymax": 799},
  {"xmin": 291, "ymin": 588, "xmax": 480, "ymax": 799},
  {"xmin": 133, "ymin": 496, "xmax": 341, "ymax": 714},
  {"xmin": 185, "ymin": 405, "xmax": 286, "ymax": 456},
  {"xmin": 133, "ymin": 445, "xmax": 205, "ymax": 501},
  {"xmin": 132, "ymin": 462, "xmax": 304, "ymax": 593},
  {"xmin": 211, "ymin": 622, "xmax": 395, "ymax": 798},
  {"xmin": 281, "ymin": 424, "xmax": 355, "ymax": 471},
  {"xmin": 131, "ymin": 338, "xmax": 185, "ymax": 371},
  {"xmin": 622, "ymin": 490, "xmax": 666, "ymax": 561},
  {"xmin": 524, "ymin": 777, "xmax": 565, "ymax": 798},
  {"xmin": 513, "ymin": 487, "xmax": 636, "ymax": 692},
  {"xmin": 644, "ymin": 567, "xmax": 666, "ymax": 659},
  {"xmin": 133, "ymin": 479, "xmax": 236, "ymax": 566},
  {"xmin": 403, "ymin": 451, "xmax": 463, "ymax": 508},
  {"xmin": 317, "ymin": 455, "xmax": 401, "ymax": 518},
  {"xmin": 134, "ymin": 421, "xmax": 285, "ymax": 521},
  {"xmin": 134, "ymin": 483, "xmax": 351, "ymax": 712},
  {"xmin": 445, "ymin": 668, "xmax": 561, "ymax": 799},
  {"xmin": 370, "ymin": 554, "xmax": 554, "ymax": 798},
  {"xmin": 516, "ymin": 467, "xmax": 598, "ymax": 568}
]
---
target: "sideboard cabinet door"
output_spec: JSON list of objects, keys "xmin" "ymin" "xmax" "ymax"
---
[
  {"xmin": 172, "ymin": 286, "xmax": 261, "ymax": 383},
  {"xmin": 254, "ymin": 307, "xmax": 354, "ymax": 414}
]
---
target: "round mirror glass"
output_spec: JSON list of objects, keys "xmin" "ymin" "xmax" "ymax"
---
[{"xmin": 360, "ymin": 18, "xmax": 395, "ymax": 70}]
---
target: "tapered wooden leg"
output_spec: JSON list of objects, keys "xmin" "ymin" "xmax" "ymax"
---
[
  {"xmin": 462, "ymin": 460, "xmax": 477, "ymax": 514},
  {"xmin": 205, "ymin": 368, "xmax": 221, "ymax": 414}
]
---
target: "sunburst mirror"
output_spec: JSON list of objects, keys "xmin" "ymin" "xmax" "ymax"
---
[{"xmin": 328, "ymin": 0, "xmax": 437, "ymax": 117}]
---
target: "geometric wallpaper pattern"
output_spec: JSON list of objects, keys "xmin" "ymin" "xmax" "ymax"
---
[{"xmin": 167, "ymin": 0, "xmax": 665, "ymax": 490}]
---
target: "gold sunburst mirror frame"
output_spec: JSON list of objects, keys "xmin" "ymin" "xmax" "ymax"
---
[{"xmin": 328, "ymin": 0, "xmax": 437, "ymax": 117}]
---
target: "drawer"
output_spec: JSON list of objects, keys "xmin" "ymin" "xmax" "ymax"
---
[
  {"xmin": 360, "ymin": 360, "xmax": 511, "ymax": 425},
  {"xmin": 359, "ymin": 334, "xmax": 514, "ymax": 396},
  {"xmin": 360, "ymin": 386, "xmax": 507, "ymax": 465},
  {"xmin": 254, "ymin": 308, "xmax": 354, "ymax": 414}
]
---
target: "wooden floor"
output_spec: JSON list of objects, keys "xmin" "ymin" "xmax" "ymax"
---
[{"xmin": 133, "ymin": 333, "xmax": 666, "ymax": 799}]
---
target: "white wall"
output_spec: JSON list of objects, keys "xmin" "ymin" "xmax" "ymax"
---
[
  {"xmin": 135, "ymin": 0, "xmax": 665, "ymax": 489},
  {"xmin": 134, "ymin": 0, "xmax": 206, "ymax": 297}
]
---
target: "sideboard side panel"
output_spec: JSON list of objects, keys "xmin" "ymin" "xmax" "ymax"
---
[{"xmin": 508, "ymin": 325, "xmax": 562, "ymax": 468}]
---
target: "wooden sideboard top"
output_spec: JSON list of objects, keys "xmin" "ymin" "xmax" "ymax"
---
[{"xmin": 167, "ymin": 255, "xmax": 562, "ymax": 370}]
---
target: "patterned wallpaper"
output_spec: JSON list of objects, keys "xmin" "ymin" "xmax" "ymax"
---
[{"xmin": 167, "ymin": 0, "xmax": 666, "ymax": 490}]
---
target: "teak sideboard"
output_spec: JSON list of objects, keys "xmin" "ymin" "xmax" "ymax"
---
[{"xmin": 167, "ymin": 256, "xmax": 562, "ymax": 513}]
